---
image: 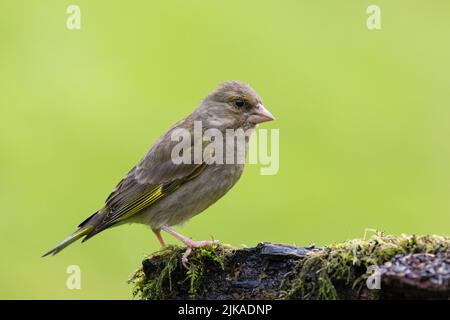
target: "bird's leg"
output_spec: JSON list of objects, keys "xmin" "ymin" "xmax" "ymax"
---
[
  {"xmin": 152, "ymin": 228, "xmax": 166, "ymax": 247},
  {"xmin": 161, "ymin": 226, "xmax": 219, "ymax": 267}
]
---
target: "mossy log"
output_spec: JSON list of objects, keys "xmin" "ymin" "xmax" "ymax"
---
[{"xmin": 129, "ymin": 234, "xmax": 449, "ymax": 300}]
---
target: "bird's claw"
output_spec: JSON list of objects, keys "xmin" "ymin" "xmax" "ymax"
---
[
  {"xmin": 181, "ymin": 240, "xmax": 220, "ymax": 268},
  {"xmin": 181, "ymin": 248, "xmax": 192, "ymax": 268}
]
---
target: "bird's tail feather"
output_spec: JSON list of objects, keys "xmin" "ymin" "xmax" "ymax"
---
[{"xmin": 42, "ymin": 226, "xmax": 93, "ymax": 257}]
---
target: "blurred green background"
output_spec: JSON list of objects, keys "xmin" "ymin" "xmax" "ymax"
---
[{"xmin": 1, "ymin": 0, "xmax": 449, "ymax": 299}]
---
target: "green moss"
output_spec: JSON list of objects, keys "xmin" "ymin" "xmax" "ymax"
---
[
  {"xmin": 283, "ymin": 233, "xmax": 450, "ymax": 300},
  {"xmin": 128, "ymin": 245, "xmax": 180, "ymax": 300},
  {"xmin": 184, "ymin": 246, "xmax": 226, "ymax": 297},
  {"xmin": 128, "ymin": 244, "xmax": 226, "ymax": 300}
]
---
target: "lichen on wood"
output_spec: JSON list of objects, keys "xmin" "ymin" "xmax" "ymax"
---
[{"xmin": 284, "ymin": 233, "xmax": 450, "ymax": 299}]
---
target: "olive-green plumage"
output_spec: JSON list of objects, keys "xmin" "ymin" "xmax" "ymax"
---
[{"xmin": 43, "ymin": 81, "xmax": 274, "ymax": 258}]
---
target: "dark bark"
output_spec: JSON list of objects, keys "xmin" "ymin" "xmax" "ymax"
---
[{"xmin": 138, "ymin": 242, "xmax": 449, "ymax": 300}]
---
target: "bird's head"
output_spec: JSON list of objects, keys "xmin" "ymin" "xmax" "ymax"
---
[{"xmin": 196, "ymin": 81, "xmax": 275, "ymax": 130}]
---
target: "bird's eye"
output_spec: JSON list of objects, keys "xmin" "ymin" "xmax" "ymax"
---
[{"xmin": 234, "ymin": 99, "xmax": 245, "ymax": 108}]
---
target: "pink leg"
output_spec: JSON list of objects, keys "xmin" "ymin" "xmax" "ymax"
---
[
  {"xmin": 152, "ymin": 229, "xmax": 166, "ymax": 247},
  {"xmin": 161, "ymin": 226, "xmax": 219, "ymax": 267}
]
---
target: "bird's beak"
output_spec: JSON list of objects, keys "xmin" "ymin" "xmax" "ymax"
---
[{"xmin": 248, "ymin": 103, "xmax": 275, "ymax": 124}]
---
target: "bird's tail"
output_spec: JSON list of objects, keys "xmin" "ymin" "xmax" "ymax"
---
[{"xmin": 42, "ymin": 226, "xmax": 93, "ymax": 257}]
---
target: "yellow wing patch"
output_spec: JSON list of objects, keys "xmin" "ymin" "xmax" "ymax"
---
[{"xmin": 118, "ymin": 185, "xmax": 164, "ymax": 221}]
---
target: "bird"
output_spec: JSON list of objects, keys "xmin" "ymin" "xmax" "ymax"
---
[{"xmin": 43, "ymin": 81, "xmax": 275, "ymax": 266}]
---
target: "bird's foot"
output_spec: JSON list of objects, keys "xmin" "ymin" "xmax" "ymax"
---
[
  {"xmin": 159, "ymin": 226, "xmax": 220, "ymax": 268},
  {"xmin": 181, "ymin": 239, "xmax": 220, "ymax": 268}
]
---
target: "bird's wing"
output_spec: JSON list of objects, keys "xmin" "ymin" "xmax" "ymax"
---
[{"xmin": 83, "ymin": 118, "xmax": 206, "ymax": 239}]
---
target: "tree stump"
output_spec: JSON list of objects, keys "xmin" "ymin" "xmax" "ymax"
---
[{"xmin": 129, "ymin": 234, "xmax": 449, "ymax": 300}]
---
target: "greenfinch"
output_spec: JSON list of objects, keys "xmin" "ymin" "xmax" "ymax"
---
[{"xmin": 43, "ymin": 81, "xmax": 275, "ymax": 265}]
